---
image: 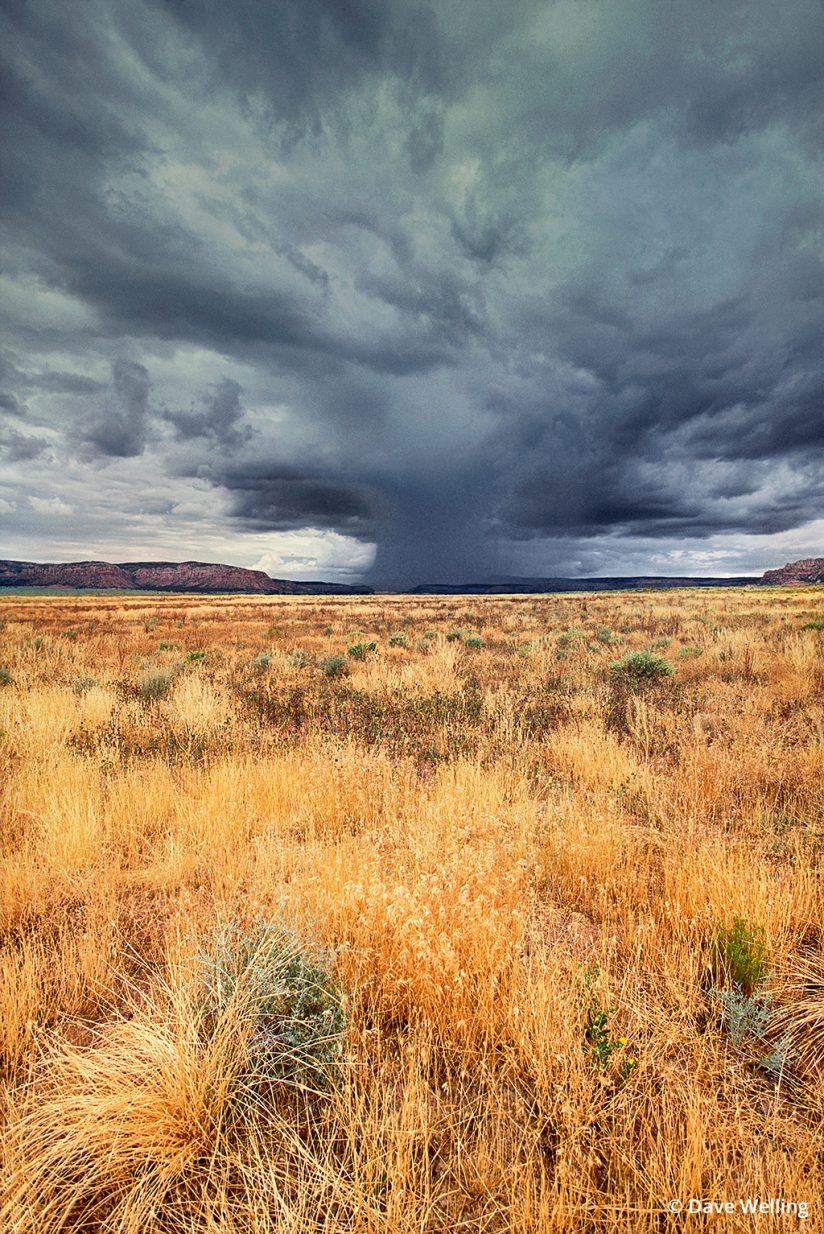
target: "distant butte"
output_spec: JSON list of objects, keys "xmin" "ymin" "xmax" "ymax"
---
[
  {"xmin": 760, "ymin": 558, "xmax": 824, "ymax": 586},
  {"xmin": 0, "ymin": 559, "xmax": 372, "ymax": 595}
]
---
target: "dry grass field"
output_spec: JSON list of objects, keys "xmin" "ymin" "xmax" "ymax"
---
[{"xmin": 0, "ymin": 587, "xmax": 822, "ymax": 1232}]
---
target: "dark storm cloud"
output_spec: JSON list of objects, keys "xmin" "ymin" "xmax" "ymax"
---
[
  {"xmin": 211, "ymin": 463, "xmax": 378, "ymax": 534},
  {"xmin": 164, "ymin": 378, "xmax": 250, "ymax": 446},
  {"xmin": 1, "ymin": 0, "xmax": 823, "ymax": 581},
  {"xmin": 81, "ymin": 361, "xmax": 151, "ymax": 459}
]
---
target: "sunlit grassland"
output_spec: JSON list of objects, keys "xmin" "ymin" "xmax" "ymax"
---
[{"xmin": 1, "ymin": 587, "xmax": 822, "ymax": 1231}]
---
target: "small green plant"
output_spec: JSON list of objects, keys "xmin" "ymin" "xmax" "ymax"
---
[
  {"xmin": 610, "ymin": 650, "xmax": 674, "ymax": 687},
  {"xmin": 319, "ymin": 654, "xmax": 348, "ymax": 679},
  {"xmin": 388, "ymin": 631, "xmax": 408, "ymax": 648},
  {"xmin": 677, "ymin": 644, "xmax": 703, "ymax": 659},
  {"xmin": 713, "ymin": 918, "xmax": 768, "ymax": 995},
  {"xmin": 158, "ymin": 640, "xmax": 176, "ymax": 651},
  {"xmin": 290, "ymin": 648, "xmax": 311, "ymax": 669},
  {"xmin": 61, "ymin": 628, "xmax": 78, "ymax": 642},
  {"xmin": 143, "ymin": 617, "xmax": 158, "ymax": 632},
  {"xmin": 252, "ymin": 651, "xmax": 272, "ymax": 671},
  {"xmin": 71, "ymin": 675, "xmax": 97, "ymax": 695},
  {"xmin": 347, "ymin": 641, "xmax": 377, "ymax": 661},
  {"xmin": 595, "ymin": 626, "xmax": 615, "ymax": 644},
  {"xmin": 140, "ymin": 666, "xmax": 175, "ymax": 700},
  {"xmin": 445, "ymin": 630, "xmax": 464, "ymax": 643},
  {"xmin": 186, "ymin": 649, "xmax": 207, "ymax": 664},
  {"xmin": 324, "ymin": 624, "xmax": 335, "ymax": 636},
  {"xmin": 0, "ymin": 667, "xmax": 12, "ymax": 686},
  {"xmin": 580, "ymin": 965, "xmax": 637, "ymax": 1081},
  {"xmin": 652, "ymin": 636, "xmax": 671, "ymax": 649},
  {"xmin": 464, "ymin": 634, "xmax": 484, "ymax": 649},
  {"xmin": 24, "ymin": 636, "xmax": 44, "ymax": 652},
  {"xmin": 801, "ymin": 620, "xmax": 824, "ymax": 631},
  {"xmin": 194, "ymin": 918, "xmax": 348, "ymax": 1089}
]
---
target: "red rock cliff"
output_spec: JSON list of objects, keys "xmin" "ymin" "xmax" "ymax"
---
[{"xmin": 761, "ymin": 558, "xmax": 824, "ymax": 585}]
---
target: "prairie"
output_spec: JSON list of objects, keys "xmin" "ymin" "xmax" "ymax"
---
[{"xmin": 0, "ymin": 587, "xmax": 822, "ymax": 1232}]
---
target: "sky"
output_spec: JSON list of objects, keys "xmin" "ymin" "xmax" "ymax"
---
[{"xmin": 1, "ymin": 0, "xmax": 822, "ymax": 586}]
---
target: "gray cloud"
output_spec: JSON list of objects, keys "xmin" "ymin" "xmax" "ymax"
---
[
  {"xmin": 81, "ymin": 360, "xmax": 151, "ymax": 458},
  {"xmin": 1, "ymin": 0, "xmax": 822, "ymax": 582},
  {"xmin": 164, "ymin": 377, "xmax": 250, "ymax": 446}
]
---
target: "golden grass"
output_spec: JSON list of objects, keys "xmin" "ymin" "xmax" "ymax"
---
[{"xmin": 1, "ymin": 587, "xmax": 823, "ymax": 1230}]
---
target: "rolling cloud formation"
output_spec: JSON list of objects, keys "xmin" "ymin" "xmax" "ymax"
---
[{"xmin": 1, "ymin": 0, "xmax": 823, "ymax": 582}]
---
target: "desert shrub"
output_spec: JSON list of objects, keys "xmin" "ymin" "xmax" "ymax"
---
[
  {"xmin": 319, "ymin": 654, "xmax": 349, "ymax": 679},
  {"xmin": 71, "ymin": 675, "xmax": 97, "ymax": 695},
  {"xmin": 185, "ymin": 649, "xmax": 206, "ymax": 664},
  {"xmin": 801, "ymin": 619, "xmax": 824, "ymax": 631},
  {"xmin": 445, "ymin": 630, "xmax": 464, "ymax": 643},
  {"xmin": 610, "ymin": 650, "xmax": 674, "ymax": 687},
  {"xmin": 713, "ymin": 918, "xmax": 768, "ymax": 995},
  {"xmin": 251, "ymin": 650, "xmax": 272, "ymax": 671},
  {"xmin": 347, "ymin": 641, "xmax": 376, "ymax": 661},
  {"xmin": 194, "ymin": 918, "xmax": 347, "ymax": 1089},
  {"xmin": 388, "ymin": 631, "xmax": 408, "ymax": 647},
  {"xmin": 464, "ymin": 634, "xmax": 484, "ymax": 649},
  {"xmin": 678, "ymin": 644, "xmax": 703, "ymax": 659},
  {"xmin": 595, "ymin": 626, "xmax": 615, "ymax": 644},
  {"xmin": 157, "ymin": 640, "xmax": 176, "ymax": 651},
  {"xmin": 291, "ymin": 648, "xmax": 311, "ymax": 668},
  {"xmin": 140, "ymin": 666, "xmax": 175, "ymax": 701},
  {"xmin": 714, "ymin": 984, "xmax": 771, "ymax": 1047},
  {"xmin": 0, "ymin": 667, "xmax": 12, "ymax": 686}
]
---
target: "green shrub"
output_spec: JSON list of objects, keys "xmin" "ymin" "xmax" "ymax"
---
[
  {"xmin": 714, "ymin": 984, "xmax": 771, "ymax": 1047},
  {"xmin": 140, "ymin": 666, "xmax": 175, "ymax": 700},
  {"xmin": 186, "ymin": 650, "xmax": 207, "ymax": 664},
  {"xmin": 158, "ymin": 640, "xmax": 176, "ymax": 651},
  {"xmin": 677, "ymin": 644, "xmax": 703, "ymax": 659},
  {"xmin": 319, "ymin": 654, "xmax": 348, "ymax": 679},
  {"xmin": 595, "ymin": 626, "xmax": 615, "ymax": 644},
  {"xmin": 445, "ymin": 630, "xmax": 464, "ymax": 643},
  {"xmin": 0, "ymin": 667, "xmax": 12, "ymax": 686},
  {"xmin": 252, "ymin": 651, "xmax": 272, "ymax": 671},
  {"xmin": 347, "ymin": 641, "xmax": 377, "ymax": 661},
  {"xmin": 801, "ymin": 620, "xmax": 824, "ymax": 631},
  {"xmin": 388, "ymin": 631, "xmax": 408, "ymax": 648},
  {"xmin": 610, "ymin": 650, "xmax": 674, "ymax": 687},
  {"xmin": 464, "ymin": 634, "xmax": 483, "ymax": 649},
  {"xmin": 71, "ymin": 675, "xmax": 97, "ymax": 695},
  {"xmin": 194, "ymin": 918, "xmax": 348, "ymax": 1089},
  {"xmin": 290, "ymin": 648, "xmax": 311, "ymax": 669},
  {"xmin": 713, "ymin": 918, "xmax": 768, "ymax": 995}
]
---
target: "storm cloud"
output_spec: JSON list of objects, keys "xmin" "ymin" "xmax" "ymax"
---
[{"xmin": 1, "ymin": 0, "xmax": 822, "ymax": 583}]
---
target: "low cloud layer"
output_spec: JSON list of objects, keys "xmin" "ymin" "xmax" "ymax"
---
[{"xmin": 1, "ymin": 0, "xmax": 822, "ymax": 583}]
